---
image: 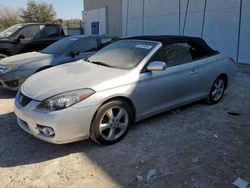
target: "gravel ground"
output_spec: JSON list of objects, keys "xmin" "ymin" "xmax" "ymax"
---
[{"xmin": 0, "ymin": 72, "xmax": 250, "ymax": 188}]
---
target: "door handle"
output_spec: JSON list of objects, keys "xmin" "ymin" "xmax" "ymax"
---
[{"xmin": 190, "ymin": 70, "xmax": 198, "ymax": 75}]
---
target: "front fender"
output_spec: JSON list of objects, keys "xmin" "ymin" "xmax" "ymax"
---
[{"xmin": 75, "ymin": 82, "xmax": 141, "ymax": 121}]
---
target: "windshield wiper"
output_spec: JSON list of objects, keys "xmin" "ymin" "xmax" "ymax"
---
[{"xmin": 86, "ymin": 59, "xmax": 113, "ymax": 68}]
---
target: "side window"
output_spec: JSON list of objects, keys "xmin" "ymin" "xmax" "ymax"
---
[
  {"xmin": 99, "ymin": 38, "xmax": 113, "ymax": 49},
  {"xmin": 146, "ymin": 41, "xmax": 211, "ymax": 71},
  {"xmin": 163, "ymin": 42, "xmax": 193, "ymax": 67},
  {"xmin": 19, "ymin": 25, "xmax": 42, "ymax": 39},
  {"xmin": 149, "ymin": 47, "xmax": 165, "ymax": 62},
  {"xmin": 45, "ymin": 25, "xmax": 59, "ymax": 38},
  {"xmin": 149, "ymin": 43, "xmax": 193, "ymax": 67},
  {"xmin": 188, "ymin": 41, "xmax": 210, "ymax": 60},
  {"xmin": 73, "ymin": 39, "xmax": 97, "ymax": 53}
]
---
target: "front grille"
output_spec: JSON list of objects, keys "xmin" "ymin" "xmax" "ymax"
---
[{"xmin": 19, "ymin": 92, "xmax": 32, "ymax": 107}]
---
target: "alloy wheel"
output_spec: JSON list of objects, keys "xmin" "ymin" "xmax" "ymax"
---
[
  {"xmin": 99, "ymin": 106, "xmax": 129, "ymax": 141},
  {"xmin": 211, "ymin": 79, "xmax": 225, "ymax": 102}
]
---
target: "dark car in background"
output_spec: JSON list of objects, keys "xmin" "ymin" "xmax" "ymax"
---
[
  {"xmin": 0, "ymin": 23, "xmax": 65, "ymax": 59},
  {"xmin": 0, "ymin": 35, "xmax": 118, "ymax": 90}
]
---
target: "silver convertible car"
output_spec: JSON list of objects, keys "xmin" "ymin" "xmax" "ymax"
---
[
  {"xmin": 14, "ymin": 36, "xmax": 237, "ymax": 145},
  {"xmin": 0, "ymin": 35, "xmax": 117, "ymax": 90}
]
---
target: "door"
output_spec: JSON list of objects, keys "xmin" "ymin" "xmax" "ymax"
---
[
  {"xmin": 91, "ymin": 22, "xmax": 99, "ymax": 35},
  {"xmin": 139, "ymin": 42, "xmax": 201, "ymax": 118},
  {"xmin": 16, "ymin": 25, "xmax": 44, "ymax": 53}
]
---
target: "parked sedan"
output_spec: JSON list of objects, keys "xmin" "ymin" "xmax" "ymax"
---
[
  {"xmin": 14, "ymin": 36, "xmax": 237, "ymax": 145},
  {"xmin": 0, "ymin": 35, "xmax": 117, "ymax": 90}
]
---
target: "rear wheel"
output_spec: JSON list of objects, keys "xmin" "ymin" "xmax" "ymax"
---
[
  {"xmin": 0, "ymin": 53, "xmax": 7, "ymax": 60},
  {"xmin": 205, "ymin": 77, "xmax": 226, "ymax": 104},
  {"xmin": 90, "ymin": 100, "xmax": 133, "ymax": 145}
]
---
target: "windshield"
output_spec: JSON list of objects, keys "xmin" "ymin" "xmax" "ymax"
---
[
  {"xmin": 0, "ymin": 24, "xmax": 22, "ymax": 38},
  {"xmin": 41, "ymin": 36, "xmax": 79, "ymax": 54},
  {"xmin": 87, "ymin": 40, "xmax": 158, "ymax": 70}
]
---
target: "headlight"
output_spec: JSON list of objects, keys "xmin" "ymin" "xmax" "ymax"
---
[
  {"xmin": 37, "ymin": 89, "xmax": 95, "ymax": 111},
  {"xmin": 0, "ymin": 64, "xmax": 16, "ymax": 74}
]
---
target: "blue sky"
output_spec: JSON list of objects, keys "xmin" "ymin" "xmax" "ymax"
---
[{"xmin": 0, "ymin": 0, "xmax": 83, "ymax": 19}]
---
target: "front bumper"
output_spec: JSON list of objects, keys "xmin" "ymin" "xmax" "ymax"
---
[{"xmin": 14, "ymin": 93, "xmax": 99, "ymax": 144}]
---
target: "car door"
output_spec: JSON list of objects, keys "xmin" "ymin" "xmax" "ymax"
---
[
  {"xmin": 63, "ymin": 38, "xmax": 98, "ymax": 62},
  {"xmin": 139, "ymin": 42, "xmax": 201, "ymax": 118},
  {"xmin": 16, "ymin": 25, "xmax": 44, "ymax": 53}
]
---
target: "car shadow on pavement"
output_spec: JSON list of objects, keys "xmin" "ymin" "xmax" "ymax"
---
[
  {"xmin": 0, "ymin": 101, "xmax": 208, "ymax": 169},
  {"xmin": 0, "ymin": 88, "xmax": 16, "ymax": 99},
  {"xmin": 0, "ymin": 108, "xmax": 204, "ymax": 188},
  {"xmin": 0, "ymin": 111, "xmax": 99, "ymax": 167},
  {"xmin": 0, "ymin": 104, "xmax": 196, "ymax": 168}
]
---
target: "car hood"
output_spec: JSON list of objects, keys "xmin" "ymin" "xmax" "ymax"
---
[
  {"xmin": 21, "ymin": 60, "xmax": 133, "ymax": 101},
  {"xmin": 0, "ymin": 52, "xmax": 54, "ymax": 67}
]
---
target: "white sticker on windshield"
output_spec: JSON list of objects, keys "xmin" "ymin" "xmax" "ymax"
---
[
  {"xmin": 70, "ymin": 38, "xmax": 78, "ymax": 41},
  {"xmin": 135, "ymin": 44, "xmax": 153, "ymax": 49}
]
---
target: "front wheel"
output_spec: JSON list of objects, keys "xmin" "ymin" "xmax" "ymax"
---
[
  {"xmin": 205, "ymin": 77, "xmax": 226, "ymax": 104},
  {"xmin": 0, "ymin": 53, "xmax": 7, "ymax": 60},
  {"xmin": 90, "ymin": 100, "xmax": 133, "ymax": 145}
]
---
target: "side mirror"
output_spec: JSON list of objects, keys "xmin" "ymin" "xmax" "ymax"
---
[
  {"xmin": 16, "ymin": 34, "xmax": 25, "ymax": 43},
  {"xmin": 147, "ymin": 61, "xmax": 167, "ymax": 72}
]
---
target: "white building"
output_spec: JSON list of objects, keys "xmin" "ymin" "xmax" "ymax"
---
[{"xmin": 82, "ymin": 0, "xmax": 250, "ymax": 64}]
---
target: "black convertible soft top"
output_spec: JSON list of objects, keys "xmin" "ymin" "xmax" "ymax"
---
[{"xmin": 126, "ymin": 35, "xmax": 217, "ymax": 55}]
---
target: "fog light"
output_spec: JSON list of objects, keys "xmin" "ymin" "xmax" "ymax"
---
[
  {"xmin": 42, "ymin": 127, "xmax": 55, "ymax": 137},
  {"xmin": 37, "ymin": 125, "xmax": 55, "ymax": 137}
]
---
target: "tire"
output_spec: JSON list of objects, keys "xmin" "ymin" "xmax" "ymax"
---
[
  {"xmin": 0, "ymin": 53, "xmax": 7, "ymax": 60},
  {"xmin": 90, "ymin": 100, "xmax": 133, "ymax": 145},
  {"xmin": 205, "ymin": 77, "xmax": 226, "ymax": 105}
]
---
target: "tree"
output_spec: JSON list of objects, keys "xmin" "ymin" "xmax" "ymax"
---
[
  {"xmin": 0, "ymin": 5, "xmax": 21, "ymax": 30},
  {"xmin": 54, "ymin": 18, "xmax": 63, "ymax": 25},
  {"xmin": 20, "ymin": 0, "xmax": 56, "ymax": 23}
]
